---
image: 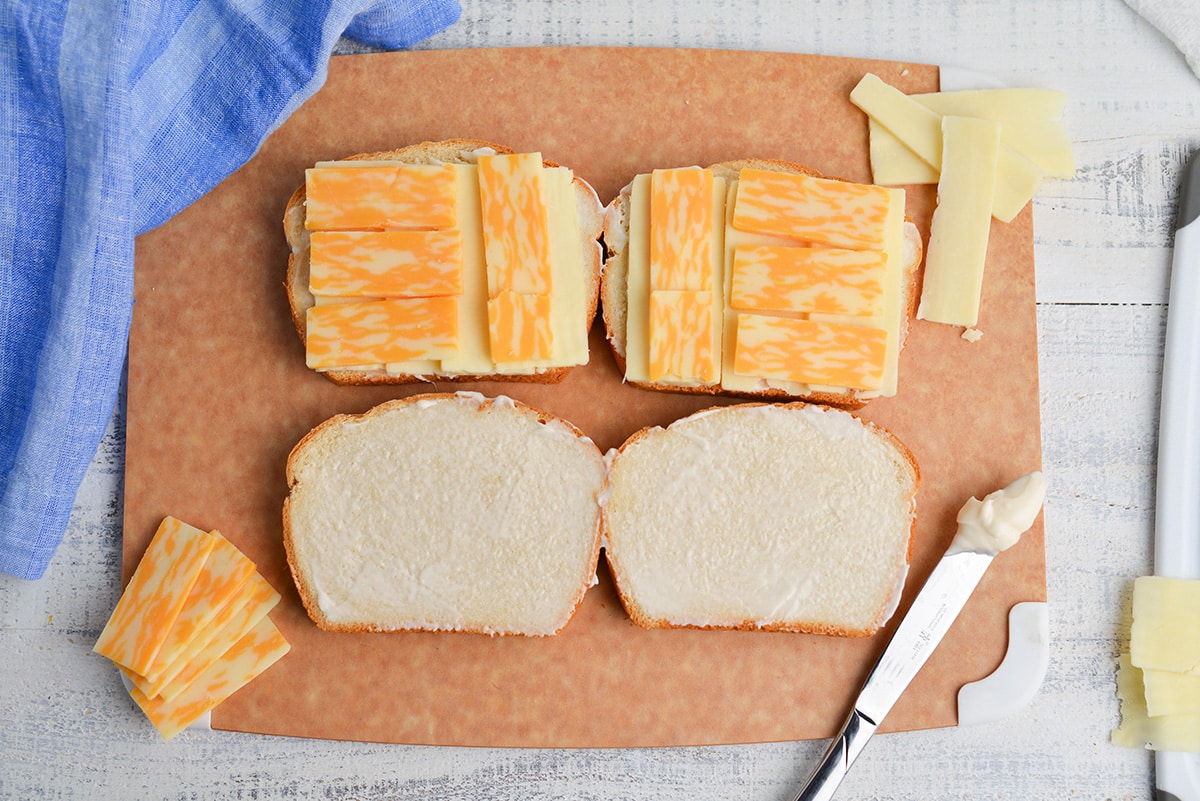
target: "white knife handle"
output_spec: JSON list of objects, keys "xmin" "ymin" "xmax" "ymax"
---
[
  {"xmin": 1157, "ymin": 180, "xmax": 1200, "ymax": 579},
  {"xmin": 1154, "ymin": 152, "xmax": 1200, "ymax": 801}
]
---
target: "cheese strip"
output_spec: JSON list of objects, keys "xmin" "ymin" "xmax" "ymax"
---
[
  {"xmin": 732, "ymin": 168, "xmax": 898, "ymax": 251},
  {"xmin": 850, "ymin": 72, "xmax": 944, "ymax": 170},
  {"xmin": 309, "ymin": 230, "xmax": 463, "ymax": 298},
  {"xmin": 916, "ymin": 116, "xmax": 1001, "ymax": 327},
  {"xmin": 139, "ymin": 531, "xmax": 257, "ymax": 685},
  {"xmin": 477, "ymin": 152, "xmax": 553, "ymax": 296},
  {"xmin": 304, "ymin": 164, "xmax": 458, "ymax": 231},
  {"xmin": 488, "ymin": 290, "xmax": 554, "ymax": 363},
  {"xmin": 650, "ymin": 168, "xmax": 715, "ymax": 291},
  {"xmin": 148, "ymin": 572, "xmax": 280, "ymax": 703},
  {"xmin": 729, "ymin": 245, "xmax": 886, "ymax": 317},
  {"xmin": 1130, "ymin": 576, "xmax": 1200, "ymax": 674},
  {"xmin": 1113, "ymin": 654, "xmax": 1200, "ymax": 752},
  {"xmin": 131, "ymin": 616, "xmax": 290, "ymax": 741},
  {"xmin": 733, "ymin": 314, "xmax": 887, "ymax": 390},
  {"xmin": 94, "ymin": 517, "xmax": 216, "ymax": 676},
  {"xmin": 647, "ymin": 289, "xmax": 718, "ymax": 384},
  {"xmin": 305, "ymin": 297, "xmax": 458, "ymax": 369},
  {"xmin": 1143, "ymin": 668, "xmax": 1200, "ymax": 717}
]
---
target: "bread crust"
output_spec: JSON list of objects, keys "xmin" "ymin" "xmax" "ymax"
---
[
  {"xmin": 599, "ymin": 158, "xmax": 924, "ymax": 409},
  {"xmin": 285, "ymin": 139, "xmax": 605, "ymax": 386},
  {"xmin": 282, "ymin": 392, "xmax": 606, "ymax": 636},
  {"xmin": 599, "ymin": 401, "xmax": 921, "ymax": 636}
]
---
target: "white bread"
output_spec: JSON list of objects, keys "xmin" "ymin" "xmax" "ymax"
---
[
  {"xmin": 284, "ymin": 139, "xmax": 605, "ymax": 385},
  {"xmin": 600, "ymin": 402, "xmax": 920, "ymax": 636},
  {"xmin": 282, "ymin": 392, "xmax": 607, "ymax": 636},
  {"xmin": 600, "ymin": 158, "xmax": 924, "ymax": 408}
]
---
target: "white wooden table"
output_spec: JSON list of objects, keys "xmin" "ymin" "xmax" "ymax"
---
[{"xmin": 3, "ymin": 1, "xmax": 1194, "ymax": 797}]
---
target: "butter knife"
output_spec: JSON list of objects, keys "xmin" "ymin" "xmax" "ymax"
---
[
  {"xmin": 1152, "ymin": 148, "xmax": 1200, "ymax": 801},
  {"xmin": 792, "ymin": 472, "xmax": 1046, "ymax": 801}
]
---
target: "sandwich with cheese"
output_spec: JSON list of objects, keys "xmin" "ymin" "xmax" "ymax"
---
[
  {"xmin": 601, "ymin": 402, "xmax": 920, "ymax": 636},
  {"xmin": 600, "ymin": 159, "xmax": 924, "ymax": 408},
  {"xmin": 284, "ymin": 139, "xmax": 604, "ymax": 385},
  {"xmin": 282, "ymin": 392, "xmax": 608, "ymax": 636}
]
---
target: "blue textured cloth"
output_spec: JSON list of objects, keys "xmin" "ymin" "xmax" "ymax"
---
[{"xmin": 0, "ymin": 0, "xmax": 460, "ymax": 580}]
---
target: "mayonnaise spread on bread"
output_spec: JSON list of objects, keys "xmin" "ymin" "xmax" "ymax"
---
[{"xmin": 947, "ymin": 472, "xmax": 1045, "ymax": 555}]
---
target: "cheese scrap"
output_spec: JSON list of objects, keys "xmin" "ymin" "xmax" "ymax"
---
[
  {"xmin": 131, "ymin": 616, "xmax": 291, "ymax": 741},
  {"xmin": 1143, "ymin": 668, "xmax": 1200, "ymax": 717},
  {"xmin": 487, "ymin": 290, "xmax": 554, "ymax": 363},
  {"xmin": 916, "ymin": 115, "xmax": 1001, "ymax": 328},
  {"xmin": 94, "ymin": 517, "xmax": 217, "ymax": 676},
  {"xmin": 305, "ymin": 297, "xmax": 459, "ymax": 369},
  {"xmin": 477, "ymin": 152, "xmax": 554, "ymax": 296},
  {"xmin": 729, "ymin": 245, "xmax": 886, "ymax": 317},
  {"xmin": 1130, "ymin": 576, "xmax": 1200, "ymax": 675},
  {"xmin": 648, "ymin": 289, "xmax": 718, "ymax": 384},
  {"xmin": 732, "ymin": 168, "xmax": 900, "ymax": 251},
  {"xmin": 733, "ymin": 313, "xmax": 887, "ymax": 390},
  {"xmin": 305, "ymin": 163, "xmax": 458, "ymax": 231},
  {"xmin": 650, "ymin": 168, "xmax": 716, "ymax": 291},
  {"xmin": 309, "ymin": 230, "xmax": 463, "ymax": 298}
]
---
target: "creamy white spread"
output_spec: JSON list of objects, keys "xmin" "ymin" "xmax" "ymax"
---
[{"xmin": 948, "ymin": 471, "xmax": 1046, "ymax": 555}]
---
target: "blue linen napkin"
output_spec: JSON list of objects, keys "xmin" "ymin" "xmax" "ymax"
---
[{"xmin": 0, "ymin": 0, "xmax": 460, "ymax": 580}]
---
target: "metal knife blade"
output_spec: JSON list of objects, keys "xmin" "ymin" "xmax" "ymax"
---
[
  {"xmin": 790, "ymin": 550, "xmax": 994, "ymax": 801},
  {"xmin": 1153, "ymin": 147, "xmax": 1200, "ymax": 801}
]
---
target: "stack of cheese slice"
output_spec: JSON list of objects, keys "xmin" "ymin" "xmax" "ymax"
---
[
  {"xmin": 607, "ymin": 161, "xmax": 916, "ymax": 405},
  {"xmin": 295, "ymin": 145, "xmax": 596, "ymax": 381},
  {"xmin": 94, "ymin": 516, "xmax": 289, "ymax": 741},
  {"xmin": 849, "ymin": 73, "xmax": 1075, "ymax": 329},
  {"xmin": 1113, "ymin": 576, "xmax": 1200, "ymax": 752}
]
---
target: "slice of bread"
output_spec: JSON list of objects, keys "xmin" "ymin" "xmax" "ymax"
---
[
  {"xmin": 284, "ymin": 139, "xmax": 605, "ymax": 385},
  {"xmin": 283, "ymin": 392, "xmax": 607, "ymax": 636},
  {"xmin": 600, "ymin": 158, "xmax": 924, "ymax": 408},
  {"xmin": 601, "ymin": 402, "xmax": 920, "ymax": 636}
]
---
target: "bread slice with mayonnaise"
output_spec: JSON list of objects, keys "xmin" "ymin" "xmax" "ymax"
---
[
  {"xmin": 282, "ymin": 392, "xmax": 608, "ymax": 636},
  {"xmin": 284, "ymin": 139, "xmax": 604, "ymax": 385},
  {"xmin": 601, "ymin": 158, "xmax": 924, "ymax": 409},
  {"xmin": 601, "ymin": 402, "xmax": 920, "ymax": 636}
]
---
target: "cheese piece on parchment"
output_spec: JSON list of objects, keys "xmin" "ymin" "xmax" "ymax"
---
[
  {"xmin": 916, "ymin": 116, "xmax": 1001, "ymax": 328},
  {"xmin": 93, "ymin": 517, "xmax": 217, "ymax": 676}
]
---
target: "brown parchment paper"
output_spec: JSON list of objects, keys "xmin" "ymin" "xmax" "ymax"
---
[{"xmin": 125, "ymin": 47, "xmax": 1045, "ymax": 748}]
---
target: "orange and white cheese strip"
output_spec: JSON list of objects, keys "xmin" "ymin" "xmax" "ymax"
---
[
  {"xmin": 729, "ymin": 245, "xmax": 887, "ymax": 318},
  {"xmin": 647, "ymin": 290, "xmax": 718, "ymax": 384},
  {"xmin": 309, "ymin": 230, "xmax": 463, "ymax": 298},
  {"xmin": 477, "ymin": 152, "xmax": 554, "ymax": 296},
  {"xmin": 130, "ymin": 616, "xmax": 291, "ymax": 741},
  {"xmin": 733, "ymin": 314, "xmax": 887, "ymax": 391},
  {"xmin": 732, "ymin": 167, "xmax": 901, "ymax": 251},
  {"xmin": 650, "ymin": 167, "xmax": 716, "ymax": 291},
  {"xmin": 305, "ymin": 297, "xmax": 459, "ymax": 369},
  {"xmin": 487, "ymin": 289, "xmax": 554, "ymax": 362},
  {"xmin": 94, "ymin": 517, "xmax": 217, "ymax": 676},
  {"xmin": 136, "ymin": 531, "xmax": 257, "ymax": 686},
  {"xmin": 304, "ymin": 163, "xmax": 458, "ymax": 231}
]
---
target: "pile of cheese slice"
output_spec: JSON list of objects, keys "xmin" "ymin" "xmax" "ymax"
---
[
  {"xmin": 623, "ymin": 166, "xmax": 909, "ymax": 397},
  {"xmin": 94, "ymin": 516, "xmax": 289, "ymax": 741},
  {"xmin": 850, "ymin": 72, "xmax": 1074, "ymax": 330},
  {"xmin": 303, "ymin": 153, "xmax": 590, "ymax": 375},
  {"xmin": 1112, "ymin": 576, "xmax": 1200, "ymax": 751}
]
